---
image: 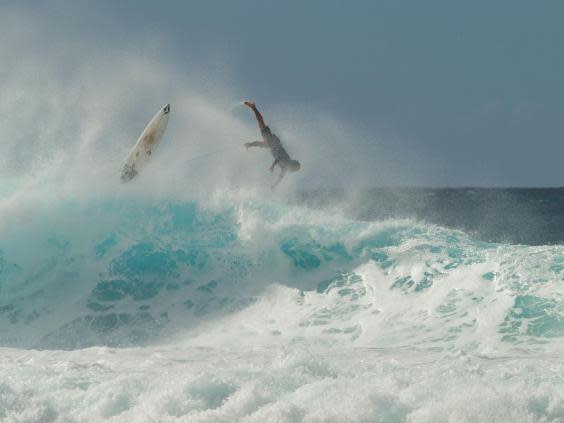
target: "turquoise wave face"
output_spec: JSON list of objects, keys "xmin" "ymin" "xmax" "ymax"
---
[{"xmin": 1, "ymin": 199, "xmax": 564, "ymax": 351}]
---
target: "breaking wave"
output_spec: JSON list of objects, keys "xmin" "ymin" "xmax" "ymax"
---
[{"xmin": 2, "ymin": 195, "xmax": 564, "ymax": 356}]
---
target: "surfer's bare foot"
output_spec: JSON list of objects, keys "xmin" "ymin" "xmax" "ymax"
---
[
  {"xmin": 244, "ymin": 142, "xmax": 251, "ymax": 150},
  {"xmin": 244, "ymin": 101, "xmax": 256, "ymax": 109}
]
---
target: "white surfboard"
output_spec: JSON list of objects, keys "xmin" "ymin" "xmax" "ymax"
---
[{"xmin": 121, "ymin": 104, "xmax": 171, "ymax": 182}]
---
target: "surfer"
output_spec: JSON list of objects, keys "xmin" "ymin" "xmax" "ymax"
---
[{"xmin": 243, "ymin": 101, "xmax": 300, "ymax": 188}]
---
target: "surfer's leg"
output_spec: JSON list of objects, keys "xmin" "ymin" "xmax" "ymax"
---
[{"xmin": 244, "ymin": 101, "xmax": 267, "ymax": 132}]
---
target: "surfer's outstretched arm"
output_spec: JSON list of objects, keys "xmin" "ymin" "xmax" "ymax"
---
[
  {"xmin": 245, "ymin": 141, "xmax": 268, "ymax": 149},
  {"xmin": 244, "ymin": 101, "xmax": 267, "ymax": 132}
]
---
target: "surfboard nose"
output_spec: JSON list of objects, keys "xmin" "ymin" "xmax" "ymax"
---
[{"xmin": 163, "ymin": 104, "xmax": 171, "ymax": 114}]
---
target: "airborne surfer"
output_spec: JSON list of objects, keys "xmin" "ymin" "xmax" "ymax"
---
[{"xmin": 243, "ymin": 101, "xmax": 300, "ymax": 189}]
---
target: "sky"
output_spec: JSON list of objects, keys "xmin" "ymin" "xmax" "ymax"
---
[{"xmin": 3, "ymin": 0, "xmax": 564, "ymax": 187}]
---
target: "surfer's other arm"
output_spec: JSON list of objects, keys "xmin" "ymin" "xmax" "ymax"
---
[{"xmin": 245, "ymin": 141, "xmax": 269, "ymax": 149}]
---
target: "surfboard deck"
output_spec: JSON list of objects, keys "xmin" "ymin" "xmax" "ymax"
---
[{"xmin": 121, "ymin": 104, "xmax": 170, "ymax": 182}]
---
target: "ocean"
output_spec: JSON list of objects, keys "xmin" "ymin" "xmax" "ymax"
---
[{"xmin": 2, "ymin": 185, "xmax": 564, "ymax": 422}]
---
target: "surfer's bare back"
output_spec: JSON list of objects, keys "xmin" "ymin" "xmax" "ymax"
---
[{"xmin": 244, "ymin": 101, "xmax": 300, "ymax": 189}]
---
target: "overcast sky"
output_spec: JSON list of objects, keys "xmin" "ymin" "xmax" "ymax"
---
[{"xmin": 5, "ymin": 0, "xmax": 564, "ymax": 187}]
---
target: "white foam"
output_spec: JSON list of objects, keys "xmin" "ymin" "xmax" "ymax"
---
[{"xmin": 2, "ymin": 344, "xmax": 564, "ymax": 422}]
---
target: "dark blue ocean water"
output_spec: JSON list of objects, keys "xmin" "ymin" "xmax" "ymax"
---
[{"xmin": 292, "ymin": 188, "xmax": 564, "ymax": 245}]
